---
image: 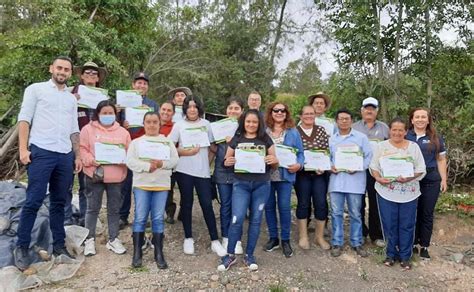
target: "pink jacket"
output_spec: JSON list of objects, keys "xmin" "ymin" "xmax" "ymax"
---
[{"xmin": 80, "ymin": 121, "xmax": 131, "ymax": 183}]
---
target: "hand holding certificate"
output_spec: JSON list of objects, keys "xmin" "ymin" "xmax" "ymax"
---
[
  {"xmin": 235, "ymin": 148, "xmax": 266, "ymax": 173},
  {"xmin": 116, "ymin": 90, "xmax": 142, "ymax": 108},
  {"xmin": 275, "ymin": 144, "xmax": 297, "ymax": 169},
  {"xmin": 380, "ymin": 156, "xmax": 414, "ymax": 179},
  {"xmin": 138, "ymin": 140, "xmax": 171, "ymax": 161},
  {"xmin": 334, "ymin": 147, "xmax": 363, "ymax": 171},
  {"xmin": 95, "ymin": 142, "xmax": 126, "ymax": 164},
  {"xmin": 125, "ymin": 107, "xmax": 152, "ymax": 128},
  {"xmin": 180, "ymin": 126, "xmax": 210, "ymax": 148},
  {"xmin": 210, "ymin": 118, "xmax": 238, "ymax": 143},
  {"xmin": 304, "ymin": 149, "xmax": 331, "ymax": 171},
  {"xmin": 77, "ymin": 85, "xmax": 108, "ymax": 109}
]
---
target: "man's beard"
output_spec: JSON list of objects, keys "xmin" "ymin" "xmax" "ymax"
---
[{"xmin": 52, "ymin": 74, "xmax": 68, "ymax": 84}]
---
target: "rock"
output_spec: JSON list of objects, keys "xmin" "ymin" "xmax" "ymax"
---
[
  {"xmin": 451, "ymin": 253, "xmax": 464, "ymax": 263},
  {"xmin": 210, "ymin": 274, "xmax": 219, "ymax": 282},
  {"xmin": 23, "ymin": 267, "xmax": 37, "ymax": 276},
  {"xmin": 340, "ymin": 253, "xmax": 358, "ymax": 264},
  {"xmin": 210, "ymin": 282, "xmax": 219, "ymax": 289},
  {"xmin": 438, "ymin": 229, "xmax": 445, "ymax": 236},
  {"xmin": 38, "ymin": 249, "xmax": 50, "ymax": 261},
  {"xmin": 470, "ymin": 257, "xmax": 474, "ymax": 262},
  {"xmin": 220, "ymin": 276, "xmax": 230, "ymax": 285},
  {"xmin": 251, "ymin": 274, "xmax": 259, "ymax": 281},
  {"xmin": 226, "ymin": 284, "xmax": 234, "ymax": 289}
]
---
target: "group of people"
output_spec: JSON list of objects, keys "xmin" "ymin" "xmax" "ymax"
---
[{"xmin": 14, "ymin": 56, "xmax": 447, "ymax": 273}]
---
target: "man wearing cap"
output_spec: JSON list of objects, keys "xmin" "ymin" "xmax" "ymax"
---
[
  {"xmin": 15, "ymin": 56, "xmax": 81, "ymax": 270},
  {"xmin": 353, "ymin": 97, "xmax": 389, "ymax": 247},
  {"xmin": 119, "ymin": 72, "xmax": 159, "ymax": 228},
  {"xmin": 168, "ymin": 87, "xmax": 192, "ymax": 123},
  {"xmin": 64, "ymin": 61, "xmax": 107, "ymax": 226}
]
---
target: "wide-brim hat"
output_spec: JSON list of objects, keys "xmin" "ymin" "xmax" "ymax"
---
[
  {"xmin": 74, "ymin": 61, "xmax": 107, "ymax": 84},
  {"xmin": 167, "ymin": 87, "xmax": 193, "ymax": 98}
]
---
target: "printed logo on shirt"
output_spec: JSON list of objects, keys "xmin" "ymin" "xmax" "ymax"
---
[
  {"xmin": 236, "ymin": 143, "xmax": 265, "ymax": 151},
  {"xmin": 422, "ymin": 139, "xmax": 431, "ymax": 144}
]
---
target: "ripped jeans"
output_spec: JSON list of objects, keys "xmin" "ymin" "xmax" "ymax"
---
[{"xmin": 226, "ymin": 180, "xmax": 270, "ymax": 257}]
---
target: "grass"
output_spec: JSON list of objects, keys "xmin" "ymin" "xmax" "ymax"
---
[
  {"xmin": 128, "ymin": 266, "xmax": 150, "ymax": 273},
  {"xmin": 268, "ymin": 281, "xmax": 287, "ymax": 292},
  {"xmin": 358, "ymin": 267, "xmax": 369, "ymax": 281},
  {"xmin": 435, "ymin": 191, "xmax": 473, "ymax": 217}
]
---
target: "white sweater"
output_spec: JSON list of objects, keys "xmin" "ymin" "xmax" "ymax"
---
[{"xmin": 126, "ymin": 135, "xmax": 178, "ymax": 188}]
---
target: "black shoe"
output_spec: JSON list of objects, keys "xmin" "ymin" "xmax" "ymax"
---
[
  {"xmin": 384, "ymin": 257, "xmax": 395, "ymax": 267},
  {"xmin": 400, "ymin": 260, "xmax": 412, "ymax": 270},
  {"xmin": 78, "ymin": 218, "xmax": 85, "ymax": 227},
  {"xmin": 166, "ymin": 204, "xmax": 176, "ymax": 224},
  {"xmin": 281, "ymin": 240, "xmax": 293, "ymax": 258},
  {"xmin": 53, "ymin": 246, "xmax": 75, "ymax": 259},
  {"xmin": 264, "ymin": 238, "xmax": 280, "ymax": 252},
  {"xmin": 119, "ymin": 218, "xmax": 129, "ymax": 230},
  {"xmin": 420, "ymin": 247, "xmax": 431, "ymax": 260},
  {"xmin": 330, "ymin": 246, "xmax": 342, "ymax": 257},
  {"xmin": 14, "ymin": 247, "xmax": 30, "ymax": 270},
  {"xmin": 353, "ymin": 246, "xmax": 369, "ymax": 257},
  {"xmin": 132, "ymin": 232, "xmax": 144, "ymax": 268},
  {"xmin": 165, "ymin": 217, "xmax": 175, "ymax": 224},
  {"xmin": 413, "ymin": 245, "xmax": 419, "ymax": 255},
  {"xmin": 152, "ymin": 233, "xmax": 168, "ymax": 269}
]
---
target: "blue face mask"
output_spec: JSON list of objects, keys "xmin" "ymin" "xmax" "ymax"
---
[{"xmin": 99, "ymin": 114, "xmax": 115, "ymax": 126}]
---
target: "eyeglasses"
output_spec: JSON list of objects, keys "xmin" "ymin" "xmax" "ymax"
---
[
  {"xmin": 83, "ymin": 70, "xmax": 99, "ymax": 76},
  {"xmin": 337, "ymin": 117, "xmax": 351, "ymax": 121},
  {"xmin": 272, "ymin": 108, "xmax": 286, "ymax": 114}
]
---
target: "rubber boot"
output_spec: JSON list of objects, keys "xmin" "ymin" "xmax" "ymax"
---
[
  {"xmin": 314, "ymin": 220, "xmax": 330, "ymax": 250},
  {"xmin": 152, "ymin": 233, "xmax": 168, "ymax": 269},
  {"xmin": 298, "ymin": 219, "xmax": 310, "ymax": 250},
  {"xmin": 132, "ymin": 232, "xmax": 144, "ymax": 268}
]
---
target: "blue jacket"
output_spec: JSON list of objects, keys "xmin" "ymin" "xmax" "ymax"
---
[{"xmin": 278, "ymin": 128, "xmax": 305, "ymax": 183}]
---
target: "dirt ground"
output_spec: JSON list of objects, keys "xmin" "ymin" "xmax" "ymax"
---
[{"xmin": 40, "ymin": 193, "xmax": 474, "ymax": 291}]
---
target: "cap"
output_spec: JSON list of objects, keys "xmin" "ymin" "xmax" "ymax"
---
[
  {"xmin": 362, "ymin": 97, "xmax": 379, "ymax": 108},
  {"xmin": 133, "ymin": 72, "xmax": 149, "ymax": 82}
]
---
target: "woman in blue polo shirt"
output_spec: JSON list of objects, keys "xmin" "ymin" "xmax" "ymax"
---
[{"xmin": 406, "ymin": 108, "xmax": 447, "ymax": 260}]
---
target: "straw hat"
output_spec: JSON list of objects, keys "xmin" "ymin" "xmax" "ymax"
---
[{"xmin": 74, "ymin": 61, "xmax": 107, "ymax": 84}]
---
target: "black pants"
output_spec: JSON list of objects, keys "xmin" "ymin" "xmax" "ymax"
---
[
  {"xmin": 415, "ymin": 169, "xmax": 441, "ymax": 247},
  {"xmin": 165, "ymin": 173, "xmax": 177, "ymax": 218},
  {"xmin": 361, "ymin": 171, "xmax": 383, "ymax": 241}
]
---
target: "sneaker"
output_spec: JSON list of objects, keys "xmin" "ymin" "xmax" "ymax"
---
[
  {"xmin": 264, "ymin": 238, "xmax": 280, "ymax": 252},
  {"xmin": 244, "ymin": 254, "xmax": 258, "ymax": 271},
  {"xmin": 235, "ymin": 241, "xmax": 244, "ymax": 255},
  {"xmin": 211, "ymin": 240, "xmax": 227, "ymax": 257},
  {"xmin": 119, "ymin": 218, "xmax": 129, "ymax": 230},
  {"xmin": 400, "ymin": 260, "xmax": 412, "ymax": 270},
  {"xmin": 84, "ymin": 238, "xmax": 96, "ymax": 256},
  {"xmin": 330, "ymin": 245, "xmax": 342, "ymax": 257},
  {"xmin": 106, "ymin": 238, "xmax": 126, "ymax": 254},
  {"xmin": 353, "ymin": 246, "xmax": 369, "ymax": 257},
  {"xmin": 413, "ymin": 245, "xmax": 419, "ymax": 255},
  {"xmin": 383, "ymin": 257, "xmax": 395, "ymax": 267},
  {"xmin": 14, "ymin": 247, "xmax": 30, "ymax": 270},
  {"xmin": 217, "ymin": 255, "xmax": 237, "ymax": 271},
  {"xmin": 420, "ymin": 247, "xmax": 431, "ymax": 260},
  {"xmin": 374, "ymin": 239, "xmax": 386, "ymax": 248},
  {"xmin": 183, "ymin": 238, "xmax": 195, "ymax": 255},
  {"xmin": 53, "ymin": 246, "xmax": 76, "ymax": 259},
  {"xmin": 282, "ymin": 240, "xmax": 293, "ymax": 258},
  {"xmin": 221, "ymin": 237, "xmax": 228, "ymax": 251}
]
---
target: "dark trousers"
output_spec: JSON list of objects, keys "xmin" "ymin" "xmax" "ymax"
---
[
  {"xmin": 294, "ymin": 172, "xmax": 328, "ymax": 220},
  {"xmin": 361, "ymin": 171, "xmax": 383, "ymax": 241},
  {"xmin": 119, "ymin": 168, "xmax": 133, "ymax": 221},
  {"xmin": 16, "ymin": 144, "xmax": 74, "ymax": 249},
  {"xmin": 64, "ymin": 171, "xmax": 87, "ymax": 223},
  {"xmin": 175, "ymin": 172, "xmax": 219, "ymax": 240},
  {"xmin": 165, "ymin": 173, "xmax": 177, "ymax": 219},
  {"xmin": 415, "ymin": 169, "xmax": 441, "ymax": 247}
]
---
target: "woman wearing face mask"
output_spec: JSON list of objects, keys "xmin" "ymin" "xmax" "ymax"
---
[
  {"xmin": 80, "ymin": 100, "xmax": 131, "ymax": 256},
  {"xmin": 406, "ymin": 108, "xmax": 448, "ymax": 260},
  {"xmin": 212, "ymin": 97, "xmax": 245, "ymax": 254}
]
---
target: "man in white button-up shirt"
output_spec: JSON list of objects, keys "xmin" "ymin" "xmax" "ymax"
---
[{"xmin": 15, "ymin": 56, "xmax": 82, "ymax": 270}]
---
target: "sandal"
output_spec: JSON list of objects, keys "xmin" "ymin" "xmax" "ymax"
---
[
  {"xmin": 400, "ymin": 260, "xmax": 412, "ymax": 270},
  {"xmin": 383, "ymin": 257, "xmax": 395, "ymax": 267}
]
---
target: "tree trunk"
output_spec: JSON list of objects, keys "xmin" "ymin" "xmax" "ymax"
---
[
  {"xmin": 268, "ymin": 0, "xmax": 287, "ymax": 97},
  {"xmin": 372, "ymin": 1, "xmax": 387, "ymax": 120},
  {"xmin": 425, "ymin": 7, "xmax": 433, "ymax": 108},
  {"xmin": 393, "ymin": 2, "xmax": 403, "ymax": 98}
]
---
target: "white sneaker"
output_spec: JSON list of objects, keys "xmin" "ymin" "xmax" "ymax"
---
[
  {"xmin": 235, "ymin": 241, "xmax": 244, "ymax": 255},
  {"xmin": 211, "ymin": 240, "xmax": 227, "ymax": 257},
  {"xmin": 183, "ymin": 238, "xmax": 195, "ymax": 255},
  {"xmin": 84, "ymin": 238, "xmax": 96, "ymax": 256},
  {"xmin": 106, "ymin": 238, "xmax": 126, "ymax": 254},
  {"xmin": 222, "ymin": 237, "xmax": 228, "ymax": 250}
]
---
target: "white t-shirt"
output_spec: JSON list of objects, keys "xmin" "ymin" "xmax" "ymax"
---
[{"xmin": 169, "ymin": 118, "xmax": 214, "ymax": 178}]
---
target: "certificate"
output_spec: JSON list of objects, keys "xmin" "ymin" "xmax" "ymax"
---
[
  {"xmin": 334, "ymin": 150, "xmax": 363, "ymax": 171},
  {"xmin": 275, "ymin": 144, "xmax": 297, "ymax": 169},
  {"xmin": 125, "ymin": 107, "xmax": 152, "ymax": 128},
  {"xmin": 304, "ymin": 149, "xmax": 331, "ymax": 171},
  {"xmin": 235, "ymin": 148, "xmax": 266, "ymax": 173},
  {"xmin": 77, "ymin": 85, "xmax": 108, "ymax": 109},
  {"xmin": 94, "ymin": 142, "xmax": 126, "ymax": 164},
  {"xmin": 116, "ymin": 90, "xmax": 142, "ymax": 108},
  {"xmin": 138, "ymin": 140, "xmax": 171, "ymax": 161},
  {"xmin": 210, "ymin": 118, "xmax": 238, "ymax": 143},
  {"xmin": 380, "ymin": 156, "xmax": 415, "ymax": 178},
  {"xmin": 315, "ymin": 117, "xmax": 334, "ymax": 136},
  {"xmin": 180, "ymin": 126, "xmax": 210, "ymax": 148}
]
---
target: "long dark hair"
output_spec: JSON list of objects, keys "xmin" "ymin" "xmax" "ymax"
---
[
  {"xmin": 92, "ymin": 100, "xmax": 117, "ymax": 121},
  {"xmin": 408, "ymin": 107, "xmax": 440, "ymax": 154},
  {"xmin": 236, "ymin": 109, "xmax": 266, "ymax": 140}
]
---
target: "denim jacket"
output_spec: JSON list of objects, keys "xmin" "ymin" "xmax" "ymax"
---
[{"xmin": 277, "ymin": 128, "xmax": 305, "ymax": 183}]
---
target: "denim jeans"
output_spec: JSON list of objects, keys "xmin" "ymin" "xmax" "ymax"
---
[
  {"xmin": 175, "ymin": 172, "xmax": 219, "ymax": 240},
  {"xmin": 133, "ymin": 188, "xmax": 168, "ymax": 233},
  {"xmin": 64, "ymin": 171, "xmax": 87, "ymax": 223},
  {"xmin": 16, "ymin": 144, "xmax": 74, "ymax": 249},
  {"xmin": 84, "ymin": 176, "xmax": 123, "ymax": 240},
  {"xmin": 294, "ymin": 172, "xmax": 328, "ymax": 220},
  {"xmin": 330, "ymin": 192, "xmax": 363, "ymax": 247},
  {"xmin": 265, "ymin": 181, "xmax": 293, "ymax": 241},
  {"xmin": 119, "ymin": 168, "xmax": 133, "ymax": 221},
  {"xmin": 217, "ymin": 183, "xmax": 233, "ymax": 238},
  {"xmin": 378, "ymin": 194, "xmax": 418, "ymax": 261},
  {"xmin": 227, "ymin": 180, "xmax": 270, "ymax": 256}
]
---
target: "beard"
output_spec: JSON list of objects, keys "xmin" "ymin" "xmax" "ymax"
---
[{"xmin": 52, "ymin": 73, "xmax": 68, "ymax": 85}]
